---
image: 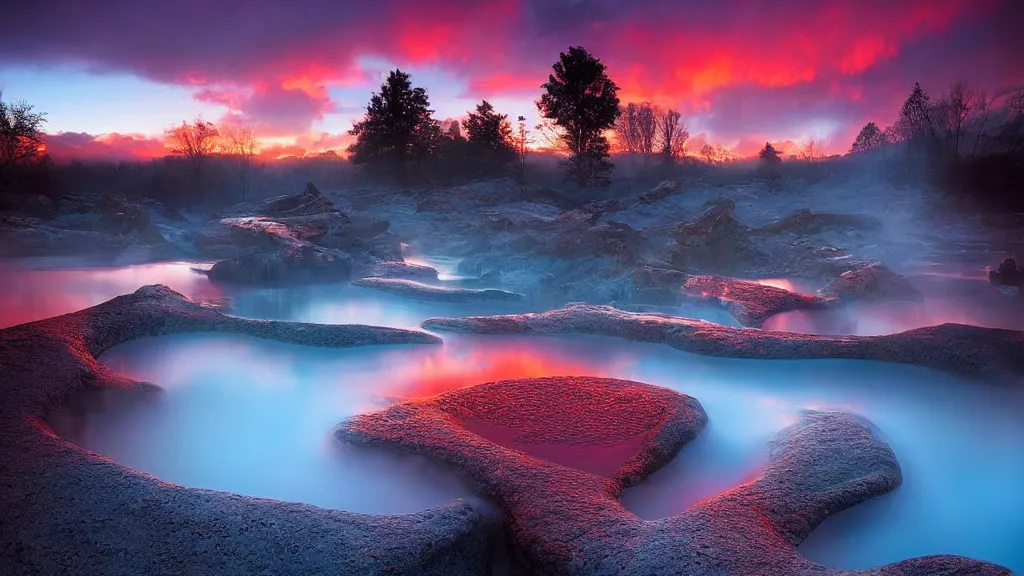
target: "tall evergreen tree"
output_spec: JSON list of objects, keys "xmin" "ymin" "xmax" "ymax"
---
[
  {"xmin": 849, "ymin": 121, "xmax": 888, "ymax": 154},
  {"xmin": 347, "ymin": 69, "xmax": 440, "ymax": 182},
  {"xmin": 891, "ymin": 82, "xmax": 933, "ymax": 144},
  {"xmin": 462, "ymin": 100, "xmax": 515, "ymax": 176},
  {"xmin": 537, "ymin": 46, "xmax": 621, "ymax": 186}
]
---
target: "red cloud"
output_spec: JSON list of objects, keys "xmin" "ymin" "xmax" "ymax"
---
[
  {"xmin": 6, "ymin": 0, "xmax": 1020, "ymax": 159},
  {"xmin": 45, "ymin": 132, "xmax": 167, "ymax": 162}
]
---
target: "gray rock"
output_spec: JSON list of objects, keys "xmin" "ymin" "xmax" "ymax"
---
[
  {"xmin": 353, "ymin": 277, "xmax": 524, "ymax": 302},
  {"xmin": 819, "ymin": 263, "xmax": 924, "ymax": 302},
  {"xmin": 0, "ymin": 285, "xmax": 498, "ymax": 576},
  {"xmin": 421, "ymin": 304, "xmax": 1024, "ymax": 382},
  {"xmin": 369, "ymin": 260, "xmax": 440, "ymax": 281}
]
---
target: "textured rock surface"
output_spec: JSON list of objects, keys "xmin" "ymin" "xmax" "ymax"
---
[
  {"xmin": 0, "ymin": 285, "xmax": 498, "ymax": 576},
  {"xmin": 340, "ymin": 377, "xmax": 1010, "ymax": 575},
  {"xmin": 369, "ymin": 260, "xmax": 441, "ymax": 281},
  {"xmin": 353, "ymin": 277, "xmax": 524, "ymax": 302},
  {"xmin": 753, "ymin": 208, "xmax": 884, "ymax": 235},
  {"xmin": 421, "ymin": 304, "xmax": 1024, "ymax": 382},
  {"xmin": 819, "ymin": 263, "xmax": 924, "ymax": 302},
  {"xmin": 682, "ymin": 274, "xmax": 839, "ymax": 327}
]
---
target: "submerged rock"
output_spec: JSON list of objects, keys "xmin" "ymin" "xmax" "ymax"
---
[
  {"xmin": 340, "ymin": 376, "xmax": 1011, "ymax": 575},
  {"xmin": 753, "ymin": 208, "xmax": 883, "ymax": 235},
  {"xmin": 353, "ymin": 277, "xmax": 523, "ymax": 302},
  {"xmin": 208, "ymin": 245, "xmax": 353, "ymax": 285},
  {"xmin": 681, "ymin": 275, "xmax": 839, "ymax": 327},
  {"xmin": 819, "ymin": 263, "xmax": 924, "ymax": 302},
  {"xmin": 369, "ymin": 260, "xmax": 440, "ymax": 281},
  {"xmin": 668, "ymin": 207, "xmax": 763, "ymax": 275},
  {"xmin": 421, "ymin": 304, "xmax": 1024, "ymax": 381},
  {"xmin": 0, "ymin": 286, "xmax": 501, "ymax": 576}
]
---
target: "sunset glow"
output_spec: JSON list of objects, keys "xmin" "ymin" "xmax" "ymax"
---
[{"xmin": 0, "ymin": 0, "xmax": 1020, "ymax": 160}]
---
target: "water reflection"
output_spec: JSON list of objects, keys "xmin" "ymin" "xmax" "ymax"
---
[
  {"xmin": 52, "ymin": 332, "xmax": 1024, "ymax": 572},
  {"xmin": 0, "ymin": 258, "xmax": 222, "ymax": 328}
]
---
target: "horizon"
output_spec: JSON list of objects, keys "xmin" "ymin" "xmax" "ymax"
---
[{"xmin": 1, "ymin": 0, "xmax": 1021, "ymax": 162}]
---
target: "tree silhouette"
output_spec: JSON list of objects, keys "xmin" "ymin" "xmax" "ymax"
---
[
  {"xmin": 538, "ymin": 46, "xmax": 621, "ymax": 186},
  {"xmin": 220, "ymin": 123, "xmax": 258, "ymax": 200},
  {"xmin": 759, "ymin": 142, "xmax": 782, "ymax": 178},
  {"xmin": 891, "ymin": 82, "xmax": 933, "ymax": 145},
  {"xmin": 759, "ymin": 142, "xmax": 782, "ymax": 164},
  {"xmin": 347, "ymin": 69, "xmax": 440, "ymax": 183},
  {"xmin": 656, "ymin": 108, "xmax": 688, "ymax": 164},
  {"xmin": 165, "ymin": 117, "xmax": 219, "ymax": 186},
  {"xmin": 0, "ymin": 92, "xmax": 47, "ymax": 169},
  {"xmin": 463, "ymin": 100, "xmax": 515, "ymax": 177},
  {"xmin": 849, "ymin": 122, "xmax": 888, "ymax": 154}
]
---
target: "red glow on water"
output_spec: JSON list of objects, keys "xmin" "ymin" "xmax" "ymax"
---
[
  {"xmin": 763, "ymin": 297, "xmax": 1024, "ymax": 335},
  {"xmin": 387, "ymin": 345, "xmax": 627, "ymax": 398},
  {"xmin": 0, "ymin": 262, "xmax": 222, "ymax": 328}
]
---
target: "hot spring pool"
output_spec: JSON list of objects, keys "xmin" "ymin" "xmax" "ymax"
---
[
  {"xmin": 48, "ymin": 332, "xmax": 1023, "ymax": 572},
  {"xmin": 4, "ymin": 259, "xmax": 1023, "ymax": 571}
]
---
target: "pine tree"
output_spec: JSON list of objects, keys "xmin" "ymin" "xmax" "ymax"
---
[
  {"xmin": 462, "ymin": 100, "xmax": 515, "ymax": 176},
  {"xmin": 347, "ymin": 69, "xmax": 440, "ymax": 182},
  {"xmin": 538, "ymin": 46, "xmax": 621, "ymax": 187},
  {"xmin": 849, "ymin": 121, "xmax": 888, "ymax": 154},
  {"xmin": 891, "ymin": 82, "xmax": 933, "ymax": 144},
  {"xmin": 759, "ymin": 142, "xmax": 782, "ymax": 164}
]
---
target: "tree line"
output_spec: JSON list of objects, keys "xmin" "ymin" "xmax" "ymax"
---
[
  {"xmin": 848, "ymin": 80, "xmax": 1024, "ymax": 163},
  {"xmin": 347, "ymin": 46, "xmax": 688, "ymax": 187}
]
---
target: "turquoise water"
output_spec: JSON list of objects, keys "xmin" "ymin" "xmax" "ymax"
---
[{"xmin": 2, "ymin": 260, "xmax": 1022, "ymax": 571}]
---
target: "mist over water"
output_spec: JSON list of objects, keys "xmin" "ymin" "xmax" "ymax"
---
[
  {"xmin": 49, "ymin": 330, "xmax": 1024, "ymax": 572},
  {"xmin": 3, "ymin": 259, "xmax": 1022, "ymax": 571}
]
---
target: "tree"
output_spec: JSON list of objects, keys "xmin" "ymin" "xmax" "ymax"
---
[
  {"xmin": 463, "ymin": 100, "xmax": 516, "ymax": 176},
  {"xmin": 515, "ymin": 115, "xmax": 530, "ymax": 184},
  {"xmin": 165, "ymin": 118, "xmax": 219, "ymax": 185},
  {"xmin": 347, "ymin": 69, "xmax": 440, "ymax": 183},
  {"xmin": 1000, "ymin": 87, "xmax": 1024, "ymax": 156},
  {"xmin": 220, "ymin": 123, "xmax": 258, "ymax": 200},
  {"xmin": 849, "ymin": 121, "xmax": 888, "ymax": 154},
  {"xmin": 0, "ymin": 92, "xmax": 47, "ymax": 169},
  {"xmin": 537, "ymin": 46, "xmax": 621, "ymax": 186},
  {"xmin": 656, "ymin": 108, "xmax": 688, "ymax": 164},
  {"xmin": 799, "ymin": 139, "xmax": 824, "ymax": 162},
  {"xmin": 890, "ymin": 82, "xmax": 934, "ymax": 145},
  {"xmin": 934, "ymin": 80, "xmax": 986, "ymax": 162},
  {"xmin": 759, "ymin": 142, "xmax": 782, "ymax": 178},
  {"xmin": 614, "ymin": 102, "xmax": 659, "ymax": 175}
]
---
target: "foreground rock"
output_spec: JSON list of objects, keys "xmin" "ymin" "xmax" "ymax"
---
[
  {"xmin": 421, "ymin": 304, "xmax": 1024, "ymax": 382},
  {"xmin": 0, "ymin": 286, "xmax": 498, "ymax": 576},
  {"xmin": 353, "ymin": 277, "xmax": 524, "ymax": 303},
  {"xmin": 819, "ymin": 263, "xmax": 924, "ymax": 302},
  {"xmin": 681, "ymin": 275, "xmax": 839, "ymax": 327},
  {"xmin": 339, "ymin": 377, "xmax": 1010, "ymax": 575}
]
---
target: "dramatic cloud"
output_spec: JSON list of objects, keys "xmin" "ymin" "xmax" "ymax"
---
[
  {"xmin": 3, "ymin": 0, "xmax": 1021, "ymax": 157},
  {"xmin": 44, "ymin": 132, "xmax": 167, "ymax": 162}
]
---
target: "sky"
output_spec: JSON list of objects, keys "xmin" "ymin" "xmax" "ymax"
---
[{"xmin": 0, "ymin": 0, "xmax": 1021, "ymax": 161}]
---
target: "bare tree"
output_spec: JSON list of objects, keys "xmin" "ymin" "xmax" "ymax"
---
[
  {"xmin": 614, "ymin": 102, "xmax": 661, "ymax": 175},
  {"xmin": 935, "ymin": 80, "xmax": 986, "ymax": 163},
  {"xmin": 220, "ymin": 123, "xmax": 258, "ymax": 200},
  {"xmin": 165, "ymin": 118, "xmax": 219, "ymax": 185},
  {"xmin": 655, "ymin": 108, "xmax": 688, "ymax": 164},
  {"xmin": 799, "ymin": 139, "xmax": 824, "ymax": 162},
  {"xmin": 515, "ymin": 115, "xmax": 531, "ymax": 184},
  {"xmin": 0, "ymin": 92, "xmax": 47, "ymax": 169},
  {"xmin": 1003, "ymin": 87, "xmax": 1024, "ymax": 156},
  {"xmin": 614, "ymin": 103, "xmax": 641, "ymax": 173}
]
